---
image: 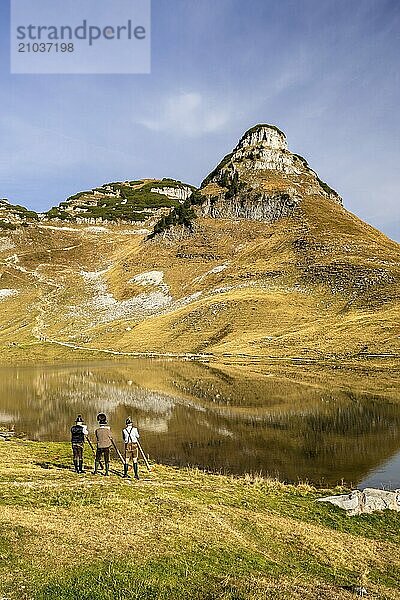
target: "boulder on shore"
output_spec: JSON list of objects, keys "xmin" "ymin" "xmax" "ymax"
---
[{"xmin": 318, "ymin": 488, "xmax": 400, "ymax": 516}]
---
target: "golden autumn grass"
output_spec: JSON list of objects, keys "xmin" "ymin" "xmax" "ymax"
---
[
  {"xmin": 0, "ymin": 190, "xmax": 399, "ymax": 367},
  {"xmin": 0, "ymin": 439, "xmax": 399, "ymax": 599}
]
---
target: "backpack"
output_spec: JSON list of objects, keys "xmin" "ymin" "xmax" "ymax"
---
[{"xmin": 71, "ymin": 424, "xmax": 85, "ymax": 444}]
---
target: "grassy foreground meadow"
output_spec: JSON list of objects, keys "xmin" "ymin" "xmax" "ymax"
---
[{"xmin": 0, "ymin": 440, "xmax": 399, "ymax": 599}]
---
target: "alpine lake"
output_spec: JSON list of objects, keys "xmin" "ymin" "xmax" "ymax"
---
[{"xmin": 1, "ymin": 358, "xmax": 399, "ymax": 488}]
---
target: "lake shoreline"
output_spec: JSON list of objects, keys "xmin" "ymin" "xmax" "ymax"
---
[
  {"xmin": 1, "ymin": 356, "xmax": 400, "ymax": 488},
  {"xmin": 2, "ymin": 339, "xmax": 400, "ymax": 371}
]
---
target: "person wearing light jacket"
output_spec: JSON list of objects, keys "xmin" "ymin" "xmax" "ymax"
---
[{"xmin": 122, "ymin": 417, "xmax": 140, "ymax": 480}]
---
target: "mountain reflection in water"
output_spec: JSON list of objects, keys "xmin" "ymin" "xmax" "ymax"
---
[{"xmin": 1, "ymin": 359, "xmax": 399, "ymax": 487}]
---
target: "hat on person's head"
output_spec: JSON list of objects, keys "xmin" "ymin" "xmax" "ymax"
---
[
  {"xmin": 125, "ymin": 417, "xmax": 132, "ymax": 425},
  {"xmin": 97, "ymin": 413, "xmax": 107, "ymax": 424},
  {"xmin": 76, "ymin": 415, "xmax": 84, "ymax": 424}
]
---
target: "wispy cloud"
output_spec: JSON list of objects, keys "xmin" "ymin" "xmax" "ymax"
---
[
  {"xmin": 0, "ymin": 116, "xmax": 83, "ymax": 179},
  {"xmin": 137, "ymin": 92, "xmax": 230, "ymax": 137},
  {"xmin": 0, "ymin": 113, "xmax": 143, "ymax": 179}
]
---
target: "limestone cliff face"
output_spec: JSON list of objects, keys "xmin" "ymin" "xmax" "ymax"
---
[
  {"xmin": 236, "ymin": 124, "xmax": 288, "ymax": 151},
  {"xmin": 150, "ymin": 185, "xmax": 193, "ymax": 202},
  {"xmin": 199, "ymin": 124, "xmax": 342, "ymax": 223},
  {"xmin": 233, "ymin": 126, "xmax": 297, "ymax": 175},
  {"xmin": 201, "ymin": 190, "xmax": 300, "ymax": 221}
]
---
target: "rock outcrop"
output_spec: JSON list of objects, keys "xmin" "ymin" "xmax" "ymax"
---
[
  {"xmin": 0, "ymin": 198, "xmax": 38, "ymax": 228},
  {"xmin": 201, "ymin": 190, "xmax": 301, "ymax": 221},
  {"xmin": 45, "ymin": 178, "xmax": 194, "ymax": 224},
  {"xmin": 150, "ymin": 185, "xmax": 193, "ymax": 202},
  {"xmin": 318, "ymin": 488, "xmax": 400, "ymax": 516}
]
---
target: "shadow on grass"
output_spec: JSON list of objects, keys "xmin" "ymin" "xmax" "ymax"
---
[
  {"xmin": 34, "ymin": 461, "xmax": 123, "ymax": 478},
  {"xmin": 34, "ymin": 461, "xmax": 70, "ymax": 470}
]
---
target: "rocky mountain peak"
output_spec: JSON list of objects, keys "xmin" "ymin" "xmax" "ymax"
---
[
  {"xmin": 237, "ymin": 124, "xmax": 288, "ymax": 151},
  {"xmin": 198, "ymin": 122, "xmax": 342, "ymax": 223}
]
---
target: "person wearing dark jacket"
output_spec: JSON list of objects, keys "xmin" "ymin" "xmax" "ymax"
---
[
  {"xmin": 94, "ymin": 413, "xmax": 113, "ymax": 476},
  {"xmin": 70, "ymin": 415, "xmax": 88, "ymax": 473}
]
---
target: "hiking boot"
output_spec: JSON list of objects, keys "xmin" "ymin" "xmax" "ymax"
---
[
  {"xmin": 123, "ymin": 464, "xmax": 129, "ymax": 478},
  {"xmin": 133, "ymin": 462, "xmax": 139, "ymax": 480}
]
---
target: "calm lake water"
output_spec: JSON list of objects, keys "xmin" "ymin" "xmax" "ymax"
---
[{"xmin": 1, "ymin": 359, "xmax": 399, "ymax": 488}]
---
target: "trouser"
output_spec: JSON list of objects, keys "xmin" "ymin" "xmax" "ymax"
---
[
  {"xmin": 72, "ymin": 444, "xmax": 83, "ymax": 461},
  {"xmin": 72, "ymin": 444, "xmax": 84, "ymax": 473},
  {"xmin": 124, "ymin": 443, "xmax": 139, "ymax": 479},
  {"xmin": 95, "ymin": 447, "xmax": 110, "ymax": 474},
  {"xmin": 125, "ymin": 443, "xmax": 139, "ymax": 464}
]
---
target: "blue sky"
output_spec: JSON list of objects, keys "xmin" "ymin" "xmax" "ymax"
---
[{"xmin": 0, "ymin": 0, "xmax": 399, "ymax": 241}]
